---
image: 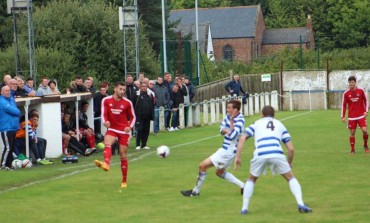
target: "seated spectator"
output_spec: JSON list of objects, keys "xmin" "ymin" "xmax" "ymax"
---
[
  {"xmin": 15, "ymin": 78, "xmax": 29, "ymax": 97},
  {"xmin": 9, "ymin": 79, "xmax": 18, "ymax": 98},
  {"xmin": 15, "ymin": 112, "xmax": 53, "ymax": 165},
  {"xmin": 62, "ymin": 110, "xmax": 94, "ymax": 156},
  {"xmin": 48, "ymin": 80, "xmax": 61, "ymax": 95},
  {"xmin": 37, "ymin": 77, "xmax": 52, "ymax": 96},
  {"xmin": 78, "ymin": 101, "xmax": 96, "ymax": 150},
  {"xmin": 24, "ymin": 77, "xmax": 39, "ymax": 96},
  {"xmin": 0, "ymin": 74, "xmax": 12, "ymax": 89},
  {"xmin": 71, "ymin": 75, "xmax": 87, "ymax": 93}
]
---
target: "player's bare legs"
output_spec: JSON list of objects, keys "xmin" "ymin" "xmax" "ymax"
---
[
  {"xmin": 360, "ymin": 126, "xmax": 369, "ymax": 153},
  {"xmin": 349, "ymin": 128, "xmax": 357, "ymax": 154},
  {"xmin": 94, "ymin": 135, "xmax": 116, "ymax": 171},
  {"xmin": 119, "ymin": 144, "xmax": 129, "ymax": 188}
]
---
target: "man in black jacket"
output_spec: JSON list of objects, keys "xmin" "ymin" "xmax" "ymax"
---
[
  {"xmin": 133, "ymin": 83, "xmax": 154, "ymax": 150},
  {"xmin": 93, "ymin": 84, "xmax": 108, "ymax": 134},
  {"xmin": 169, "ymin": 78, "xmax": 188, "ymax": 131},
  {"xmin": 125, "ymin": 75, "xmax": 137, "ymax": 103},
  {"xmin": 71, "ymin": 75, "xmax": 87, "ymax": 93}
]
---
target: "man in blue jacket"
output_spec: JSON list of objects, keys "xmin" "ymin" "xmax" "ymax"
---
[
  {"xmin": 225, "ymin": 74, "xmax": 246, "ymax": 96},
  {"xmin": 0, "ymin": 85, "xmax": 21, "ymax": 170}
]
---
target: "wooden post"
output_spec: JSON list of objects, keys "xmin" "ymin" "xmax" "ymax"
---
[
  {"xmin": 221, "ymin": 96, "xmax": 227, "ymax": 117},
  {"xmin": 203, "ymin": 100, "xmax": 209, "ymax": 125},
  {"xmin": 179, "ymin": 103, "xmax": 185, "ymax": 128},
  {"xmin": 159, "ymin": 106, "xmax": 165, "ymax": 131},
  {"xmin": 260, "ymin": 93, "xmax": 265, "ymax": 111},
  {"xmin": 210, "ymin": 98, "xmax": 216, "ymax": 124},
  {"xmin": 215, "ymin": 97, "xmax": 220, "ymax": 122},
  {"xmin": 248, "ymin": 94, "xmax": 254, "ymax": 116},
  {"xmin": 254, "ymin": 93, "xmax": 260, "ymax": 114},
  {"xmin": 188, "ymin": 104, "xmax": 193, "ymax": 127},
  {"xmin": 264, "ymin": 92, "xmax": 270, "ymax": 106}
]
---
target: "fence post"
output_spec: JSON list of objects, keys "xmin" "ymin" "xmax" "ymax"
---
[
  {"xmin": 238, "ymin": 96, "xmax": 243, "ymax": 114},
  {"xmin": 222, "ymin": 96, "xmax": 227, "ymax": 117},
  {"xmin": 323, "ymin": 90, "xmax": 327, "ymax": 110},
  {"xmin": 265, "ymin": 92, "xmax": 270, "ymax": 106},
  {"xmin": 150, "ymin": 120, "xmax": 154, "ymax": 133},
  {"xmin": 159, "ymin": 106, "xmax": 165, "ymax": 130},
  {"xmin": 271, "ymin": 91, "xmax": 279, "ymax": 111},
  {"xmin": 260, "ymin": 93, "xmax": 265, "ymax": 111},
  {"xmin": 203, "ymin": 100, "xmax": 209, "ymax": 125},
  {"xmin": 179, "ymin": 103, "xmax": 185, "ymax": 128},
  {"xmin": 194, "ymin": 103, "xmax": 201, "ymax": 126},
  {"xmin": 210, "ymin": 98, "xmax": 216, "ymax": 124},
  {"xmin": 289, "ymin": 90, "xmax": 293, "ymax": 111},
  {"xmin": 248, "ymin": 95, "xmax": 254, "ymax": 116},
  {"xmin": 243, "ymin": 100, "xmax": 248, "ymax": 116},
  {"xmin": 254, "ymin": 93, "xmax": 260, "ymax": 114},
  {"xmin": 188, "ymin": 104, "xmax": 193, "ymax": 127},
  {"xmin": 215, "ymin": 97, "xmax": 220, "ymax": 122}
]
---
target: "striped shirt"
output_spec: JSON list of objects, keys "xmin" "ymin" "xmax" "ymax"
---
[
  {"xmin": 220, "ymin": 113, "xmax": 245, "ymax": 154},
  {"xmin": 244, "ymin": 117, "xmax": 291, "ymax": 158}
]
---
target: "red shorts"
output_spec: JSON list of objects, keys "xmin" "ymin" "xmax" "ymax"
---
[
  {"xmin": 348, "ymin": 118, "xmax": 367, "ymax": 130},
  {"xmin": 105, "ymin": 130, "xmax": 130, "ymax": 146}
]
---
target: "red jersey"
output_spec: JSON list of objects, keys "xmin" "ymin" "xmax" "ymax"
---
[
  {"xmin": 101, "ymin": 96, "xmax": 136, "ymax": 134},
  {"xmin": 341, "ymin": 87, "xmax": 368, "ymax": 120}
]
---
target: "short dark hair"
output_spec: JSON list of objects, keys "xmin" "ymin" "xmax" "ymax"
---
[
  {"xmin": 227, "ymin": 100, "xmax": 241, "ymax": 111},
  {"xmin": 48, "ymin": 80, "xmax": 56, "ymax": 86},
  {"xmin": 262, "ymin": 106, "xmax": 275, "ymax": 117},
  {"xmin": 75, "ymin": 75, "xmax": 82, "ymax": 80},
  {"xmin": 26, "ymin": 77, "xmax": 34, "ymax": 82},
  {"xmin": 81, "ymin": 100, "xmax": 89, "ymax": 107},
  {"xmin": 348, "ymin": 76, "xmax": 356, "ymax": 82},
  {"xmin": 114, "ymin": 81, "xmax": 125, "ymax": 87},
  {"xmin": 28, "ymin": 109, "xmax": 39, "ymax": 119}
]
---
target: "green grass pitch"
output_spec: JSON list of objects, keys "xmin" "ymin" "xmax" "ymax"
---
[{"xmin": 1, "ymin": 110, "xmax": 369, "ymax": 223}]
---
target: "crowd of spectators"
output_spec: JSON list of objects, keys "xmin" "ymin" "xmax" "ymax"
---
[{"xmin": 0, "ymin": 72, "xmax": 196, "ymax": 169}]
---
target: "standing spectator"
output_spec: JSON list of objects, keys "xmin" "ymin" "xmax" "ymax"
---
[
  {"xmin": 185, "ymin": 77, "xmax": 195, "ymax": 102},
  {"xmin": 71, "ymin": 75, "xmax": 87, "ymax": 93},
  {"xmin": 169, "ymin": 79, "xmax": 187, "ymax": 131},
  {"xmin": 148, "ymin": 80, "xmax": 155, "ymax": 91},
  {"xmin": 153, "ymin": 76, "xmax": 169, "ymax": 133},
  {"xmin": 84, "ymin": 79, "xmax": 94, "ymax": 93},
  {"xmin": 48, "ymin": 80, "xmax": 61, "ymax": 95},
  {"xmin": 163, "ymin": 72, "xmax": 173, "ymax": 130},
  {"xmin": 37, "ymin": 77, "xmax": 52, "ymax": 96},
  {"xmin": 142, "ymin": 78, "xmax": 155, "ymax": 98},
  {"xmin": 225, "ymin": 74, "xmax": 245, "ymax": 96},
  {"xmin": 79, "ymin": 101, "xmax": 97, "ymax": 150},
  {"xmin": 0, "ymin": 74, "xmax": 12, "ymax": 89},
  {"xmin": 133, "ymin": 83, "xmax": 154, "ymax": 150},
  {"xmin": 181, "ymin": 76, "xmax": 190, "ymax": 127},
  {"xmin": 125, "ymin": 75, "xmax": 137, "ymax": 103},
  {"xmin": 24, "ymin": 77, "xmax": 39, "ymax": 96},
  {"xmin": 0, "ymin": 86, "xmax": 21, "ymax": 170},
  {"xmin": 87, "ymin": 76, "xmax": 96, "ymax": 93},
  {"xmin": 134, "ymin": 80, "xmax": 141, "ymax": 89},
  {"xmin": 138, "ymin": 72, "xmax": 145, "ymax": 82},
  {"xmin": 15, "ymin": 78, "xmax": 29, "ymax": 97},
  {"xmin": 93, "ymin": 84, "xmax": 108, "ymax": 134}
]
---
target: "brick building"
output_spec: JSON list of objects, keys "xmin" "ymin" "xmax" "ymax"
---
[{"xmin": 169, "ymin": 5, "xmax": 314, "ymax": 63}]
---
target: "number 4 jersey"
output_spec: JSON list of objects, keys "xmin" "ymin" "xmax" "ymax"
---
[{"xmin": 244, "ymin": 117, "xmax": 291, "ymax": 158}]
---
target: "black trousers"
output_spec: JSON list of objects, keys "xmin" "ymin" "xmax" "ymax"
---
[
  {"xmin": 136, "ymin": 115, "xmax": 151, "ymax": 148},
  {"xmin": 68, "ymin": 137, "xmax": 87, "ymax": 155},
  {"xmin": 1, "ymin": 131, "xmax": 16, "ymax": 167}
]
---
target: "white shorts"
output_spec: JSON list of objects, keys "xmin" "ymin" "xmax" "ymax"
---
[
  {"xmin": 210, "ymin": 148, "xmax": 235, "ymax": 169},
  {"xmin": 250, "ymin": 156, "xmax": 291, "ymax": 177}
]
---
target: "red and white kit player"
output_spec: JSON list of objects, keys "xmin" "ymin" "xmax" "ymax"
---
[
  {"xmin": 341, "ymin": 76, "xmax": 369, "ymax": 154},
  {"xmin": 95, "ymin": 81, "xmax": 136, "ymax": 188}
]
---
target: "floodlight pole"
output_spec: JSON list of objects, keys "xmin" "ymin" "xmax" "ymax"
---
[
  {"xmin": 161, "ymin": 0, "xmax": 167, "ymax": 73},
  {"xmin": 195, "ymin": 0, "xmax": 200, "ymax": 85}
]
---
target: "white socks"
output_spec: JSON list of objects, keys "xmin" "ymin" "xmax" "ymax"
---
[
  {"xmin": 242, "ymin": 179, "xmax": 255, "ymax": 211},
  {"xmin": 222, "ymin": 172, "xmax": 245, "ymax": 188},
  {"xmin": 289, "ymin": 178, "xmax": 304, "ymax": 206},
  {"xmin": 193, "ymin": 172, "xmax": 207, "ymax": 193}
]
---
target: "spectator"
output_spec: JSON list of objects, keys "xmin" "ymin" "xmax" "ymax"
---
[
  {"xmin": 24, "ymin": 77, "xmax": 39, "ymax": 96},
  {"xmin": 148, "ymin": 80, "xmax": 155, "ymax": 91},
  {"xmin": 133, "ymin": 82, "xmax": 154, "ymax": 150},
  {"xmin": 62, "ymin": 110, "xmax": 94, "ymax": 156},
  {"xmin": 126, "ymin": 75, "xmax": 137, "ymax": 103},
  {"xmin": 78, "ymin": 101, "xmax": 96, "ymax": 151},
  {"xmin": 163, "ymin": 72, "xmax": 173, "ymax": 130},
  {"xmin": 185, "ymin": 77, "xmax": 195, "ymax": 102},
  {"xmin": 138, "ymin": 72, "xmax": 145, "ymax": 82},
  {"xmin": 9, "ymin": 79, "xmax": 18, "ymax": 98},
  {"xmin": 142, "ymin": 78, "xmax": 156, "ymax": 98},
  {"xmin": 225, "ymin": 74, "xmax": 245, "ymax": 96},
  {"xmin": 70, "ymin": 75, "xmax": 87, "ymax": 93},
  {"xmin": 84, "ymin": 79, "xmax": 94, "ymax": 93},
  {"xmin": 0, "ymin": 74, "xmax": 12, "ymax": 89},
  {"xmin": 0, "ymin": 86, "xmax": 21, "ymax": 170},
  {"xmin": 87, "ymin": 76, "xmax": 96, "ymax": 93},
  {"xmin": 169, "ymin": 79, "xmax": 187, "ymax": 131},
  {"xmin": 153, "ymin": 76, "xmax": 169, "ymax": 133},
  {"xmin": 15, "ymin": 112, "xmax": 53, "ymax": 165},
  {"xmin": 134, "ymin": 80, "xmax": 141, "ymax": 89},
  {"xmin": 37, "ymin": 77, "xmax": 52, "ymax": 96},
  {"xmin": 93, "ymin": 84, "xmax": 108, "ymax": 134},
  {"xmin": 181, "ymin": 76, "xmax": 190, "ymax": 127},
  {"xmin": 15, "ymin": 78, "xmax": 28, "ymax": 97},
  {"xmin": 48, "ymin": 80, "xmax": 61, "ymax": 95}
]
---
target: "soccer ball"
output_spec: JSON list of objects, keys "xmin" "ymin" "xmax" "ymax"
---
[
  {"xmin": 12, "ymin": 159, "xmax": 23, "ymax": 169},
  {"xmin": 22, "ymin": 159, "xmax": 33, "ymax": 168},
  {"xmin": 96, "ymin": 142, "xmax": 105, "ymax": 150},
  {"xmin": 157, "ymin": 145, "xmax": 170, "ymax": 158}
]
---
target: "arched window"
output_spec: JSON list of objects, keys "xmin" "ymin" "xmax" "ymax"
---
[{"xmin": 223, "ymin": 44, "xmax": 233, "ymax": 61}]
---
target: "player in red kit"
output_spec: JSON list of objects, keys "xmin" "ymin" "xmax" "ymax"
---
[
  {"xmin": 95, "ymin": 81, "xmax": 136, "ymax": 188},
  {"xmin": 341, "ymin": 76, "xmax": 369, "ymax": 154}
]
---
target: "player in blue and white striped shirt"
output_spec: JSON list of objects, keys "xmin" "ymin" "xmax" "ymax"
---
[
  {"xmin": 181, "ymin": 100, "xmax": 245, "ymax": 197},
  {"xmin": 234, "ymin": 105, "xmax": 312, "ymax": 214}
]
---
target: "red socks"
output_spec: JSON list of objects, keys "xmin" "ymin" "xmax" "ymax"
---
[
  {"xmin": 363, "ymin": 134, "xmax": 368, "ymax": 148},
  {"xmin": 86, "ymin": 134, "xmax": 95, "ymax": 148},
  {"xmin": 121, "ymin": 158, "xmax": 128, "ymax": 183},
  {"xmin": 103, "ymin": 145, "xmax": 112, "ymax": 165},
  {"xmin": 350, "ymin": 136, "xmax": 355, "ymax": 151}
]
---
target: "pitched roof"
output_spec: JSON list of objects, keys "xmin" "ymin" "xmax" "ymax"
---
[
  {"xmin": 169, "ymin": 6, "xmax": 258, "ymax": 39},
  {"xmin": 173, "ymin": 23, "xmax": 209, "ymax": 52},
  {"xmin": 262, "ymin": 27, "xmax": 309, "ymax": 44}
]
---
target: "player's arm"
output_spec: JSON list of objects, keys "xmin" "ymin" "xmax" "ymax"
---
[
  {"xmin": 285, "ymin": 141, "xmax": 294, "ymax": 168},
  {"xmin": 363, "ymin": 89, "xmax": 369, "ymax": 117},
  {"xmin": 101, "ymin": 98, "xmax": 110, "ymax": 128},
  {"xmin": 126, "ymin": 100, "xmax": 136, "ymax": 133},
  {"xmin": 234, "ymin": 134, "xmax": 249, "ymax": 171},
  {"xmin": 341, "ymin": 93, "xmax": 347, "ymax": 122}
]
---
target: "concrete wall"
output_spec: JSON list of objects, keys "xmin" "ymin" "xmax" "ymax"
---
[
  {"xmin": 283, "ymin": 70, "xmax": 327, "ymax": 91},
  {"xmin": 329, "ymin": 70, "xmax": 370, "ymax": 90}
]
